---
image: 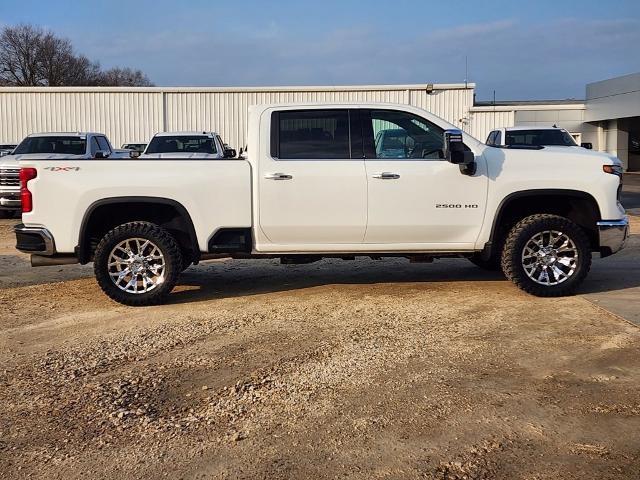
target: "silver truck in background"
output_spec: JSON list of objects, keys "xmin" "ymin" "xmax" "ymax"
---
[{"xmin": 0, "ymin": 132, "xmax": 121, "ymax": 217}]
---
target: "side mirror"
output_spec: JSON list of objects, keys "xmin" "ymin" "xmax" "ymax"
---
[
  {"xmin": 581, "ymin": 142, "xmax": 593, "ymax": 150},
  {"xmin": 94, "ymin": 150, "xmax": 109, "ymax": 159},
  {"xmin": 130, "ymin": 150, "xmax": 141, "ymax": 158},
  {"xmin": 443, "ymin": 129, "xmax": 476, "ymax": 175},
  {"xmin": 224, "ymin": 148, "xmax": 237, "ymax": 158}
]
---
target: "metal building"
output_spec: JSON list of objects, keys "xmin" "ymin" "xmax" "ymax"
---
[
  {"xmin": 1, "ymin": 75, "xmax": 637, "ymax": 170},
  {"xmin": 0, "ymin": 83, "xmax": 475, "ymax": 152}
]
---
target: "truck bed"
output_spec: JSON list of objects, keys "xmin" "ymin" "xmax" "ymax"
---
[{"xmin": 20, "ymin": 159, "xmax": 252, "ymax": 253}]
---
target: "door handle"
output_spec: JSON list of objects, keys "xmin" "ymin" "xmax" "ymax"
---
[
  {"xmin": 372, "ymin": 172, "xmax": 400, "ymax": 180},
  {"xmin": 264, "ymin": 173, "xmax": 293, "ymax": 180}
]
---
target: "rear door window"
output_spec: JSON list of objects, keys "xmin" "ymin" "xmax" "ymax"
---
[{"xmin": 274, "ymin": 109, "xmax": 351, "ymax": 159}]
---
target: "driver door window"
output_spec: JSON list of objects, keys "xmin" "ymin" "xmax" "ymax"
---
[
  {"xmin": 96, "ymin": 136, "xmax": 111, "ymax": 154},
  {"xmin": 363, "ymin": 109, "xmax": 444, "ymax": 160},
  {"xmin": 90, "ymin": 137, "xmax": 100, "ymax": 156}
]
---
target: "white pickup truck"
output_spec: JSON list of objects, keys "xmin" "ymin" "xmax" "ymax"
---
[{"xmin": 15, "ymin": 103, "xmax": 628, "ymax": 305}]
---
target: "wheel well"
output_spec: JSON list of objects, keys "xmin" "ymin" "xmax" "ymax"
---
[
  {"xmin": 487, "ymin": 191, "xmax": 601, "ymax": 257},
  {"xmin": 78, "ymin": 198, "xmax": 198, "ymax": 264}
]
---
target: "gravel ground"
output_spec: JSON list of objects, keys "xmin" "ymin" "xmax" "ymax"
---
[{"xmin": 1, "ymin": 217, "xmax": 639, "ymax": 479}]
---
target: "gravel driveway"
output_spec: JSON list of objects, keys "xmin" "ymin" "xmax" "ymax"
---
[{"xmin": 1, "ymin": 218, "xmax": 639, "ymax": 479}]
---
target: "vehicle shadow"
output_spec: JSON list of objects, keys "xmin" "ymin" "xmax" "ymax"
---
[
  {"xmin": 167, "ymin": 257, "xmax": 508, "ymax": 305},
  {"xmin": 167, "ymin": 240, "xmax": 640, "ymax": 304}
]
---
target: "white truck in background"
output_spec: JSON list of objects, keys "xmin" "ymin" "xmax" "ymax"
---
[{"xmin": 15, "ymin": 103, "xmax": 628, "ymax": 305}]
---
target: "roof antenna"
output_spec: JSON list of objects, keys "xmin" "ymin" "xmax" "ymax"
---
[
  {"xmin": 464, "ymin": 55, "xmax": 468, "ymax": 89},
  {"xmin": 493, "ymin": 90, "xmax": 496, "ymax": 130}
]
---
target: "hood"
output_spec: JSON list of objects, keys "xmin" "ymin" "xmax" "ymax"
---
[
  {"xmin": 0, "ymin": 156, "xmax": 19, "ymax": 168},
  {"xmin": 2, "ymin": 153, "xmax": 89, "ymax": 162},
  {"xmin": 537, "ymin": 146, "xmax": 621, "ymax": 165},
  {"xmin": 139, "ymin": 153, "xmax": 222, "ymax": 159}
]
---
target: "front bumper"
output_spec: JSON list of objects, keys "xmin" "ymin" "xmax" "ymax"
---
[
  {"xmin": 597, "ymin": 217, "xmax": 629, "ymax": 258},
  {"xmin": 14, "ymin": 224, "xmax": 55, "ymax": 255},
  {"xmin": 0, "ymin": 193, "xmax": 21, "ymax": 209}
]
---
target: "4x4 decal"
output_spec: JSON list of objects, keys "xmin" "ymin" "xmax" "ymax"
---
[{"xmin": 43, "ymin": 166, "xmax": 80, "ymax": 171}]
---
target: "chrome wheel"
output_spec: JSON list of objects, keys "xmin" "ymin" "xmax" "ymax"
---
[
  {"xmin": 107, "ymin": 238, "xmax": 165, "ymax": 294},
  {"xmin": 521, "ymin": 230, "xmax": 578, "ymax": 286}
]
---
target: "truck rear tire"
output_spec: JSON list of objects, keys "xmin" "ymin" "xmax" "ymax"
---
[
  {"xmin": 94, "ymin": 222, "xmax": 183, "ymax": 306},
  {"xmin": 501, "ymin": 214, "xmax": 591, "ymax": 297}
]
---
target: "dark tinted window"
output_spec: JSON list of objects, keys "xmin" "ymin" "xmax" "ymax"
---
[
  {"xmin": 146, "ymin": 136, "xmax": 218, "ymax": 154},
  {"xmin": 495, "ymin": 131, "xmax": 501, "ymax": 145},
  {"xmin": 365, "ymin": 109, "xmax": 444, "ymax": 159},
  {"xmin": 96, "ymin": 136, "xmax": 111, "ymax": 152},
  {"xmin": 278, "ymin": 110, "xmax": 350, "ymax": 159},
  {"xmin": 486, "ymin": 131, "xmax": 496, "ymax": 145},
  {"xmin": 90, "ymin": 137, "xmax": 100, "ymax": 156},
  {"xmin": 505, "ymin": 129, "xmax": 577, "ymax": 147},
  {"xmin": 14, "ymin": 136, "xmax": 86, "ymax": 155},
  {"xmin": 122, "ymin": 143, "xmax": 146, "ymax": 152}
]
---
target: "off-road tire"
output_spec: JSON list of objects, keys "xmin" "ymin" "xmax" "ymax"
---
[
  {"xmin": 501, "ymin": 214, "xmax": 591, "ymax": 297},
  {"xmin": 94, "ymin": 222, "xmax": 182, "ymax": 306}
]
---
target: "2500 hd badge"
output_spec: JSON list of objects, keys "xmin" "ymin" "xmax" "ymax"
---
[{"xmin": 435, "ymin": 203, "xmax": 479, "ymax": 208}]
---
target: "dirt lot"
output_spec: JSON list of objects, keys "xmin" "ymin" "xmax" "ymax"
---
[{"xmin": 1, "ymin": 216, "xmax": 640, "ymax": 479}]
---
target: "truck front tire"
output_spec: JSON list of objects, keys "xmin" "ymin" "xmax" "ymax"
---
[
  {"xmin": 94, "ymin": 222, "xmax": 183, "ymax": 306},
  {"xmin": 501, "ymin": 214, "xmax": 591, "ymax": 297}
]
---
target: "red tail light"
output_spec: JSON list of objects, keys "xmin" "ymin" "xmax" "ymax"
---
[{"xmin": 20, "ymin": 167, "xmax": 37, "ymax": 213}]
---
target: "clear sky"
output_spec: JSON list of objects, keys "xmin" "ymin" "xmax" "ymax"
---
[{"xmin": 1, "ymin": 0, "xmax": 639, "ymax": 100}]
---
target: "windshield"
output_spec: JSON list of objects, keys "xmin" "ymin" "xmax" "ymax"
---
[
  {"xmin": 145, "ymin": 136, "xmax": 217, "ymax": 154},
  {"xmin": 0, "ymin": 144, "xmax": 16, "ymax": 150},
  {"xmin": 14, "ymin": 136, "xmax": 86, "ymax": 155},
  {"xmin": 505, "ymin": 129, "xmax": 577, "ymax": 147}
]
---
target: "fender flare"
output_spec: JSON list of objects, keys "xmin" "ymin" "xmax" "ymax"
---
[
  {"xmin": 482, "ymin": 188, "xmax": 601, "ymax": 259},
  {"xmin": 76, "ymin": 196, "xmax": 199, "ymax": 263}
]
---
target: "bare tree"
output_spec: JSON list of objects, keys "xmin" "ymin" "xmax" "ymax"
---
[
  {"xmin": 65, "ymin": 55, "xmax": 102, "ymax": 86},
  {"xmin": 0, "ymin": 24, "xmax": 43, "ymax": 86},
  {"xmin": 36, "ymin": 31, "xmax": 76, "ymax": 86},
  {"xmin": 98, "ymin": 67, "xmax": 153, "ymax": 87},
  {"xmin": 0, "ymin": 24, "xmax": 153, "ymax": 87}
]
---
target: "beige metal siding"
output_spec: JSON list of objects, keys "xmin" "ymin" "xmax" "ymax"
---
[
  {"xmin": 0, "ymin": 91, "xmax": 164, "ymax": 147},
  {"xmin": 0, "ymin": 84, "xmax": 475, "ymax": 148},
  {"xmin": 469, "ymin": 110, "xmax": 516, "ymax": 143}
]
